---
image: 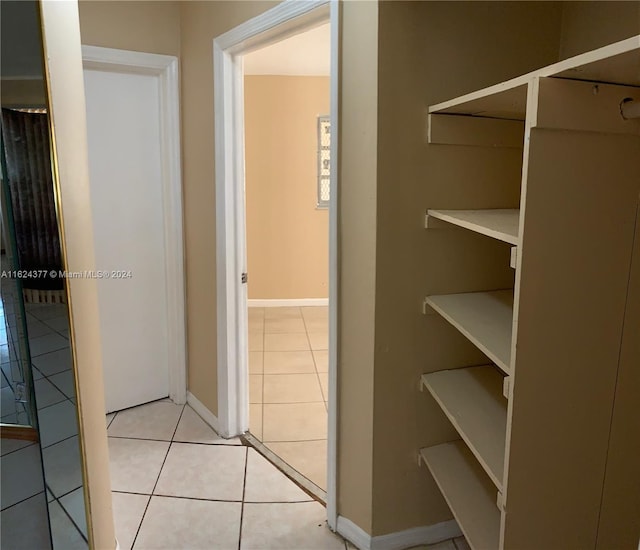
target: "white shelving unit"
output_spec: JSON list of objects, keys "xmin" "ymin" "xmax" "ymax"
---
[
  {"xmin": 420, "ymin": 35, "xmax": 640, "ymax": 550},
  {"xmin": 426, "ymin": 209, "xmax": 520, "ymax": 245},
  {"xmin": 420, "ymin": 441, "xmax": 501, "ymax": 550},
  {"xmin": 425, "ymin": 291, "xmax": 513, "ymax": 374},
  {"xmin": 421, "ymin": 366, "xmax": 507, "ymax": 490}
]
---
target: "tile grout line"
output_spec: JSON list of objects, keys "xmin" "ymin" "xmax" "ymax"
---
[
  {"xmin": 129, "ymin": 403, "xmax": 186, "ymax": 549},
  {"xmin": 301, "ymin": 313, "xmax": 329, "ymax": 413},
  {"xmin": 41, "ymin": 432, "xmax": 80, "ymax": 451},
  {"xmin": 261, "ymin": 311, "xmax": 266, "ymax": 441},
  {"xmin": 237, "ymin": 446, "xmax": 249, "ymax": 550},
  {"xmin": 55, "ymin": 490, "xmax": 89, "ymax": 544},
  {"xmin": 0, "ymin": 489, "xmax": 47, "ymax": 514}
]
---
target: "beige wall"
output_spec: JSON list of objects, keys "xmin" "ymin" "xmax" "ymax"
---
[
  {"xmin": 78, "ymin": 0, "xmax": 181, "ymax": 56},
  {"xmin": 336, "ymin": 0, "xmax": 379, "ymax": 533},
  {"xmin": 74, "ymin": 0, "xmax": 637, "ymax": 542},
  {"xmin": 179, "ymin": 1, "xmax": 278, "ymax": 413},
  {"xmin": 559, "ymin": 1, "xmax": 640, "ymax": 59},
  {"xmin": 244, "ymin": 75, "xmax": 329, "ymax": 300},
  {"xmin": 369, "ymin": 1, "xmax": 563, "ymax": 536}
]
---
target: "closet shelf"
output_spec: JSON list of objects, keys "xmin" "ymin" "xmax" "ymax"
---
[
  {"xmin": 421, "ymin": 366, "xmax": 507, "ymax": 490},
  {"xmin": 425, "ymin": 290, "xmax": 513, "ymax": 374},
  {"xmin": 428, "ymin": 35, "xmax": 640, "ymax": 118},
  {"xmin": 427, "ymin": 209, "xmax": 520, "ymax": 245},
  {"xmin": 420, "ymin": 441, "xmax": 501, "ymax": 550}
]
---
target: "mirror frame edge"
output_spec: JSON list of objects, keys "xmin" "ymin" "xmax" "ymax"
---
[{"xmin": 39, "ymin": 1, "xmax": 116, "ymax": 548}]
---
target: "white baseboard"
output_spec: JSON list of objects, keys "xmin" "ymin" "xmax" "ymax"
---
[
  {"xmin": 186, "ymin": 391, "xmax": 221, "ymax": 433},
  {"xmin": 336, "ymin": 516, "xmax": 462, "ymax": 550},
  {"xmin": 248, "ymin": 298, "xmax": 329, "ymax": 307},
  {"xmin": 336, "ymin": 517, "xmax": 371, "ymax": 550},
  {"xmin": 371, "ymin": 521, "xmax": 462, "ymax": 550}
]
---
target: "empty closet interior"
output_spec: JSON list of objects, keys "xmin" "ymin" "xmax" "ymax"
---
[{"xmin": 375, "ymin": 2, "xmax": 640, "ymax": 549}]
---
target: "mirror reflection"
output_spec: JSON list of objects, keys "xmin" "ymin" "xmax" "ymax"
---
[{"xmin": 1, "ymin": 1, "xmax": 88, "ymax": 548}]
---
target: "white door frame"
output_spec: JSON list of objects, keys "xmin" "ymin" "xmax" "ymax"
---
[
  {"xmin": 213, "ymin": 0, "xmax": 339, "ymax": 528},
  {"xmin": 81, "ymin": 46, "xmax": 187, "ymax": 405}
]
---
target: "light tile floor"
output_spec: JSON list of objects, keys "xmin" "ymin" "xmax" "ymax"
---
[
  {"xmin": 1, "ymin": 295, "xmax": 88, "ymax": 548},
  {"xmin": 106, "ymin": 399, "xmax": 346, "ymax": 549},
  {"xmin": 107, "ymin": 399, "xmax": 468, "ymax": 550},
  {"xmin": 248, "ymin": 306, "xmax": 329, "ymax": 490}
]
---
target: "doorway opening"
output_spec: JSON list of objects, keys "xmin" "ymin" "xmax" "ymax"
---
[
  {"xmin": 243, "ymin": 21, "xmax": 331, "ymax": 498},
  {"xmin": 213, "ymin": 0, "xmax": 338, "ymax": 528}
]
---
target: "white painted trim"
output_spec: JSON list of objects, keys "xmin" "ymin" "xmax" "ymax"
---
[
  {"xmin": 81, "ymin": 45, "xmax": 187, "ymax": 405},
  {"xmin": 336, "ymin": 517, "xmax": 372, "ymax": 550},
  {"xmin": 336, "ymin": 516, "xmax": 462, "ymax": 550},
  {"xmin": 213, "ymin": 0, "xmax": 331, "ymax": 434},
  {"xmin": 213, "ymin": 0, "xmax": 337, "ymax": 525},
  {"xmin": 326, "ymin": 0, "xmax": 339, "ymax": 530},
  {"xmin": 248, "ymin": 298, "xmax": 329, "ymax": 307},
  {"xmin": 371, "ymin": 522, "xmax": 462, "ymax": 550},
  {"xmin": 215, "ymin": 1, "xmax": 330, "ymax": 54},
  {"xmin": 186, "ymin": 391, "xmax": 221, "ymax": 434}
]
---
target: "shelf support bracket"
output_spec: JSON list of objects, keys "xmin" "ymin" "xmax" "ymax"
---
[
  {"xmin": 422, "ymin": 297, "xmax": 436, "ymax": 315},
  {"xmin": 503, "ymin": 376, "xmax": 511, "ymax": 399},
  {"xmin": 510, "ymin": 246, "xmax": 518, "ymax": 269},
  {"xmin": 424, "ymin": 212, "xmax": 448, "ymax": 230}
]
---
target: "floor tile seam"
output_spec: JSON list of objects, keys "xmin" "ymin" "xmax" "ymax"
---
[
  {"xmin": 106, "ymin": 412, "xmax": 117, "ymax": 429},
  {"xmin": 29, "ymin": 345, "xmax": 70, "ymax": 359},
  {"xmin": 48, "ymin": 482, "xmax": 84, "ymax": 501},
  {"xmin": 130, "ymin": 436, "xmax": 175, "ymax": 548},
  {"xmin": 0, "ymin": 489, "xmax": 47, "ymax": 513},
  {"xmin": 237, "ymin": 446, "xmax": 249, "ymax": 550},
  {"xmin": 127, "ymin": 404, "xmax": 185, "ymax": 548},
  {"xmin": 107, "ymin": 433, "xmax": 179, "ymax": 443},
  {"xmin": 40, "ymin": 371, "xmax": 75, "ymax": 400},
  {"xmin": 33, "ymin": 366, "xmax": 72, "ymax": 379},
  {"xmin": 34, "ymin": 392, "xmax": 71, "ymax": 413},
  {"xmin": 0, "ymin": 440, "xmax": 38, "ymax": 458},
  {"xmin": 42, "ymin": 433, "xmax": 79, "ymax": 450},
  {"xmin": 137, "ymin": 492, "xmax": 247, "ymax": 505},
  {"xmin": 40, "ymin": 317, "xmax": 70, "ymax": 336},
  {"xmin": 55, "ymin": 492, "xmax": 89, "ymax": 543}
]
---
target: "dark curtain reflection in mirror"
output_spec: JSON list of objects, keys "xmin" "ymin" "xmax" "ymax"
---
[{"xmin": 0, "ymin": 1, "xmax": 88, "ymax": 548}]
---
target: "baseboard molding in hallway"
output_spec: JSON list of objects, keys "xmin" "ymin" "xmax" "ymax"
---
[
  {"xmin": 336, "ymin": 516, "xmax": 462, "ymax": 550},
  {"xmin": 186, "ymin": 391, "xmax": 221, "ymax": 434},
  {"xmin": 247, "ymin": 298, "xmax": 329, "ymax": 307}
]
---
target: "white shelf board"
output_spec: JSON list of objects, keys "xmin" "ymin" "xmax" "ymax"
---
[
  {"xmin": 426, "ymin": 290, "xmax": 513, "ymax": 374},
  {"xmin": 421, "ymin": 441, "xmax": 501, "ymax": 550},
  {"xmin": 422, "ymin": 366, "xmax": 507, "ymax": 490},
  {"xmin": 427, "ymin": 209, "xmax": 520, "ymax": 245},
  {"xmin": 429, "ymin": 35, "xmax": 640, "ymax": 117}
]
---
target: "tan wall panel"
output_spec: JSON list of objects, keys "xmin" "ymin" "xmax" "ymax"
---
[
  {"xmin": 559, "ymin": 1, "xmax": 640, "ymax": 60},
  {"xmin": 336, "ymin": 0, "xmax": 379, "ymax": 534},
  {"xmin": 179, "ymin": 1, "xmax": 278, "ymax": 413},
  {"xmin": 78, "ymin": 0, "xmax": 181, "ymax": 56},
  {"xmin": 371, "ymin": 0, "xmax": 563, "ymax": 537},
  {"xmin": 504, "ymin": 130, "xmax": 640, "ymax": 549},
  {"xmin": 596, "ymin": 204, "xmax": 640, "ymax": 550},
  {"xmin": 244, "ymin": 75, "xmax": 329, "ymax": 300}
]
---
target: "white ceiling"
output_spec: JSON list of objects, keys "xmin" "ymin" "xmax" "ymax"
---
[{"xmin": 243, "ymin": 23, "xmax": 330, "ymax": 77}]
